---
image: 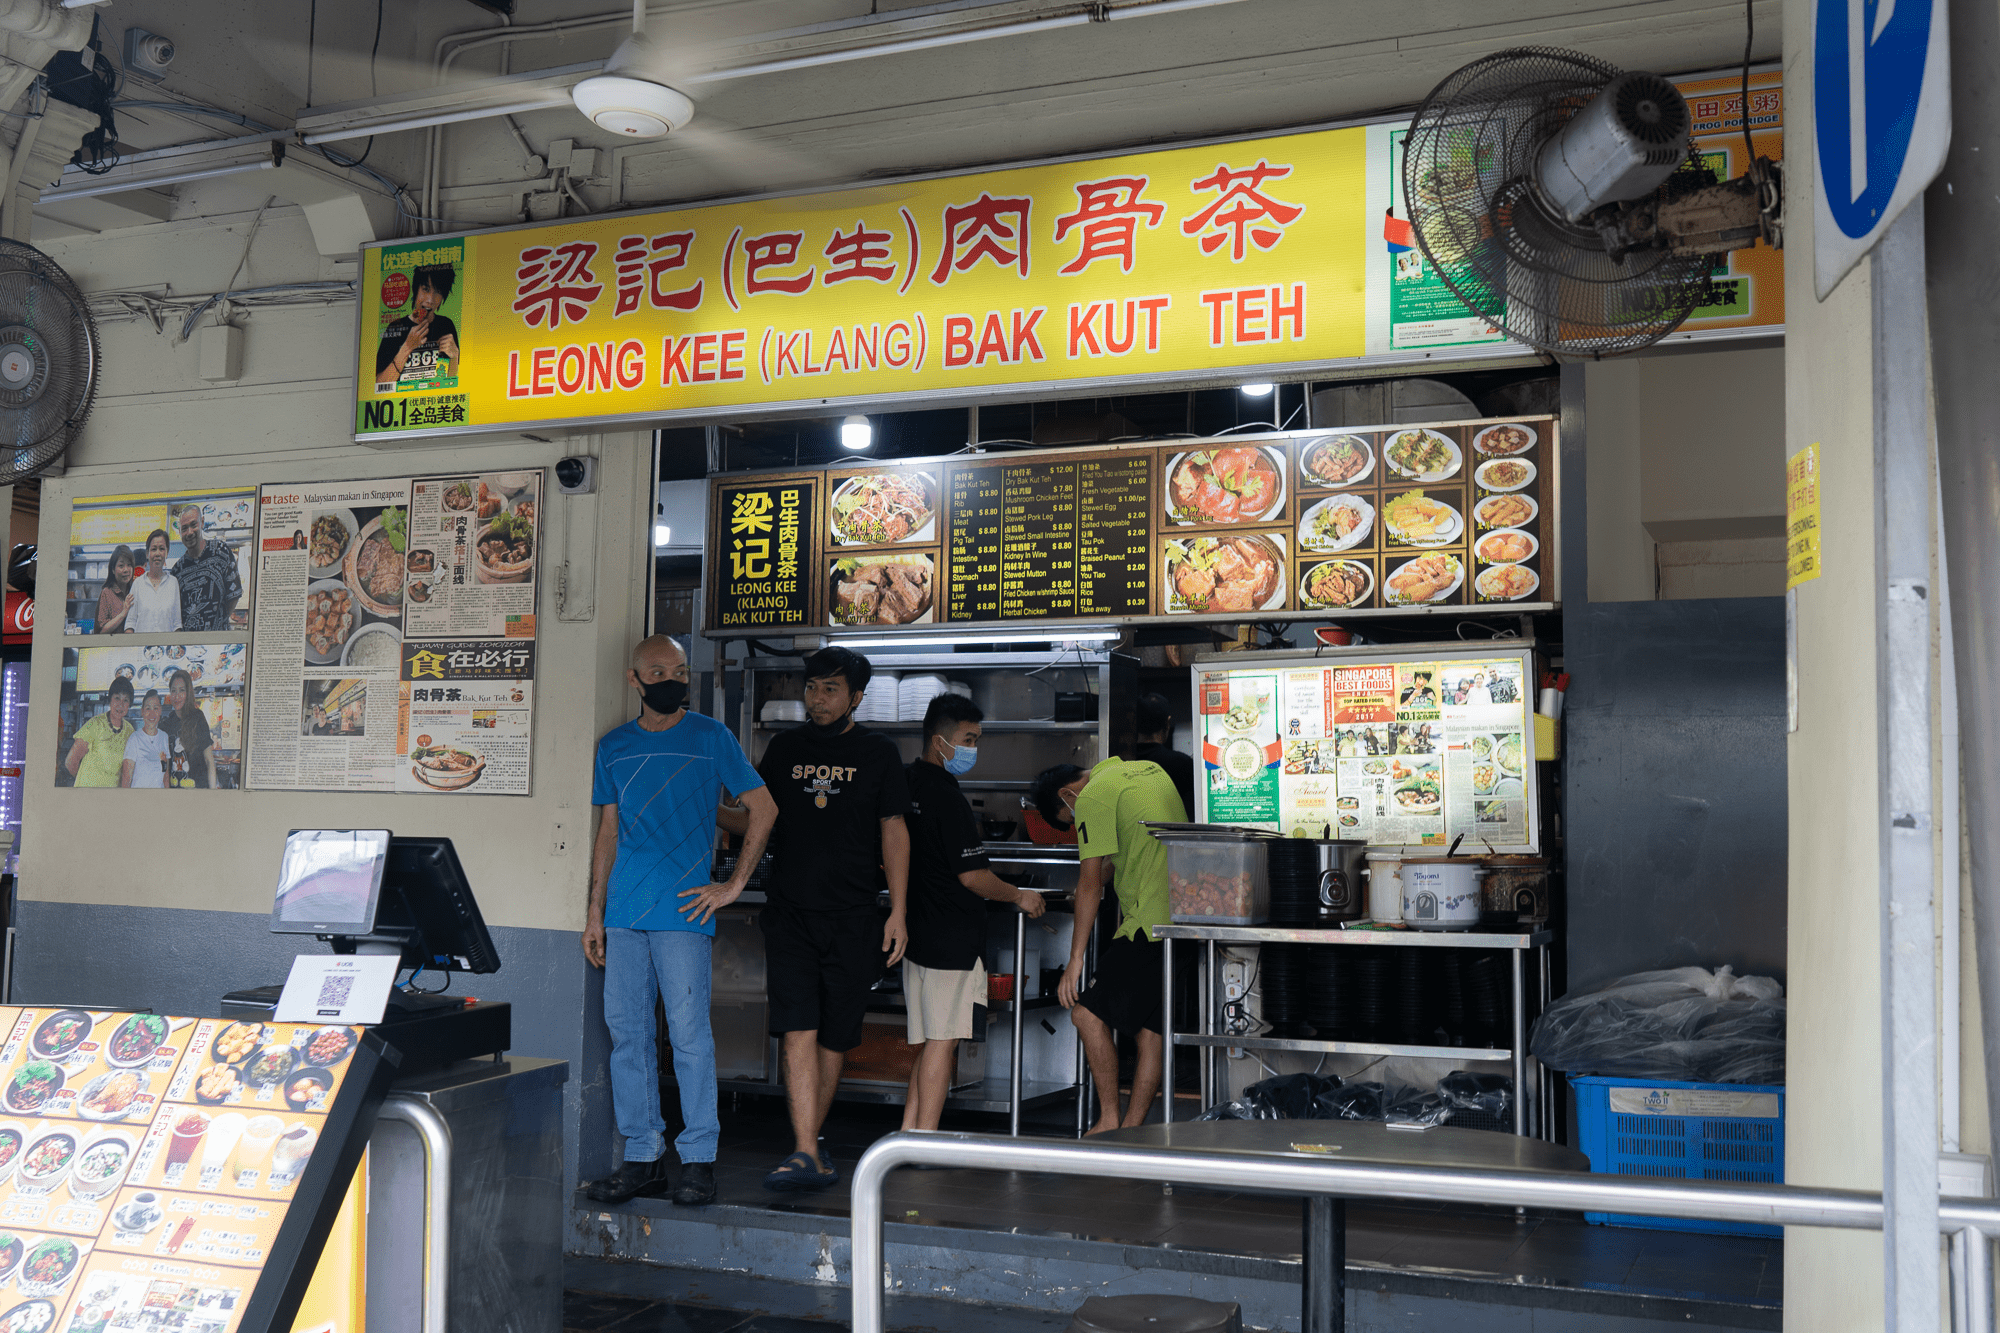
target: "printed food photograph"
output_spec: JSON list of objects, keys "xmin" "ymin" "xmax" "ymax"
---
[
  {"xmin": 1297, "ymin": 434, "xmax": 1374, "ymax": 489},
  {"xmin": 411, "ymin": 744, "xmax": 487, "ymax": 791},
  {"xmin": 1475, "ymin": 529, "xmax": 1538, "ymax": 564},
  {"xmin": 1297, "ymin": 495, "xmax": 1374, "ymax": 553},
  {"xmin": 1298, "ymin": 559, "xmax": 1373, "ymax": 610},
  {"xmin": 1164, "ymin": 534, "xmax": 1285, "ymax": 614},
  {"xmin": 1474, "ymin": 491, "xmax": 1537, "ymax": 528},
  {"xmin": 1164, "ymin": 447, "xmax": 1285, "ymax": 525},
  {"xmin": 473, "ymin": 476, "xmax": 538, "ymax": 584},
  {"xmin": 1384, "ymin": 553, "xmax": 1464, "ymax": 605},
  {"xmin": 1381, "ymin": 490, "xmax": 1462, "ymax": 546},
  {"xmin": 1475, "ymin": 564, "xmax": 1540, "ymax": 601},
  {"xmin": 830, "ymin": 554, "xmax": 934, "ymax": 625},
  {"xmin": 1473, "ymin": 457, "xmax": 1536, "ymax": 492},
  {"xmin": 1382, "ymin": 428, "xmax": 1461, "ymax": 482},
  {"xmin": 829, "ymin": 472, "xmax": 937, "ymax": 545},
  {"xmin": 1472, "ymin": 422, "xmax": 1538, "ymax": 456}
]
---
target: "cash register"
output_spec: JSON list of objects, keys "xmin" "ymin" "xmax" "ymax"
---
[{"xmin": 222, "ymin": 828, "xmax": 510, "ymax": 1073}]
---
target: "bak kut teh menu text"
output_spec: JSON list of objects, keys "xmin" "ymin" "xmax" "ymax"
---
[
  {"xmin": 1198, "ymin": 654, "xmax": 1538, "ymax": 851},
  {"xmin": 0, "ymin": 1008, "xmax": 364, "ymax": 1333}
]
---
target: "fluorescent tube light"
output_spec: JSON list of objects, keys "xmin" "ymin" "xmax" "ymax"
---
[{"xmin": 831, "ymin": 629, "xmax": 1120, "ymax": 649}]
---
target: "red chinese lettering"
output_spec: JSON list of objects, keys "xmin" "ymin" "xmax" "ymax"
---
[
  {"xmin": 1181, "ymin": 161, "xmax": 1305, "ymax": 262},
  {"xmin": 930, "ymin": 193, "xmax": 1032, "ymax": 284},
  {"xmin": 1053, "ymin": 176, "xmax": 1166, "ymax": 275},
  {"xmin": 744, "ymin": 232, "xmax": 814, "ymax": 296},
  {"xmin": 514, "ymin": 241, "xmax": 604, "ymax": 329},
  {"xmin": 632, "ymin": 232, "xmax": 702, "ymax": 312},
  {"xmin": 822, "ymin": 220, "xmax": 896, "ymax": 286}
]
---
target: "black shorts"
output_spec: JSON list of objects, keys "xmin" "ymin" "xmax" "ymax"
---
[
  {"xmin": 760, "ymin": 903, "xmax": 887, "ymax": 1053},
  {"xmin": 1077, "ymin": 930, "xmax": 1165, "ymax": 1036}
]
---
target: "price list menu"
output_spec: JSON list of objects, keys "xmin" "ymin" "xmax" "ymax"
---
[
  {"xmin": 1075, "ymin": 454, "xmax": 1152, "ymax": 618},
  {"xmin": 999, "ymin": 462, "xmax": 1078, "ymax": 619},
  {"xmin": 945, "ymin": 467, "xmax": 1002, "ymax": 621},
  {"xmin": 943, "ymin": 456, "xmax": 1154, "ymax": 622}
]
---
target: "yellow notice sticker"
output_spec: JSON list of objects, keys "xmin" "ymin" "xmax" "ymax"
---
[{"xmin": 1785, "ymin": 443, "xmax": 1821, "ymax": 589}]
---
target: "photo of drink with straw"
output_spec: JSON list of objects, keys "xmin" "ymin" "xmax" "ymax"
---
[
  {"xmin": 161, "ymin": 1110, "xmax": 208, "ymax": 1186},
  {"xmin": 235, "ymin": 1115, "xmax": 282, "ymax": 1188},
  {"xmin": 197, "ymin": 1113, "xmax": 244, "ymax": 1189}
]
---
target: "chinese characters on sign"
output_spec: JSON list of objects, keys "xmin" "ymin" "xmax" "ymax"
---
[
  {"xmin": 711, "ymin": 477, "xmax": 818, "ymax": 629},
  {"xmin": 1785, "ymin": 443, "xmax": 1821, "ymax": 590}
]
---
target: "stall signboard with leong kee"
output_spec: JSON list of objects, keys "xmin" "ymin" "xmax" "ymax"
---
[{"xmin": 353, "ymin": 71, "xmax": 1782, "ymax": 442}]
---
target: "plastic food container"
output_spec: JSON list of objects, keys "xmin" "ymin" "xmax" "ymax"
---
[{"xmin": 1149, "ymin": 825, "xmax": 1279, "ymax": 925}]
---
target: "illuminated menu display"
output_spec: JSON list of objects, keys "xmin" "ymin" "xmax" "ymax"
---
[
  {"xmin": 702, "ymin": 415, "xmax": 1559, "ymax": 633},
  {"xmin": 940, "ymin": 456, "xmax": 1152, "ymax": 622}
]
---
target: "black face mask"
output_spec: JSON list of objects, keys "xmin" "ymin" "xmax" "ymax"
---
[
  {"xmin": 806, "ymin": 708, "xmax": 852, "ymax": 738},
  {"xmin": 639, "ymin": 678, "xmax": 688, "ymax": 716}
]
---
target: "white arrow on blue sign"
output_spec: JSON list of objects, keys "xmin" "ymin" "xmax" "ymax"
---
[{"xmin": 1813, "ymin": 0, "xmax": 1951, "ymax": 298}]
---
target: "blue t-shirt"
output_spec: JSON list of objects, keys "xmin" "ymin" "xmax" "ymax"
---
[{"xmin": 591, "ymin": 711, "xmax": 764, "ymax": 934}]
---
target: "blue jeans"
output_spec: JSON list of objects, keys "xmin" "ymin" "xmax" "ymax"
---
[{"xmin": 605, "ymin": 927, "xmax": 717, "ymax": 1164}]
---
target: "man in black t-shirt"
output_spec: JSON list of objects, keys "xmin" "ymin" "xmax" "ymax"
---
[
  {"xmin": 721, "ymin": 647, "xmax": 909, "ymax": 1191},
  {"xmin": 901, "ymin": 695, "xmax": 1044, "ymax": 1132},
  {"xmin": 374, "ymin": 264, "xmax": 461, "ymax": 390},
  {"xmin": 1131, "ymin": 692, "xmax": 1196, "ymax": 820}
]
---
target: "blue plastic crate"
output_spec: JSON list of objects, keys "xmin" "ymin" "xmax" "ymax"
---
[{"xmin": 1571, "ymin": 1074, "xmax": 1785, "ymax": 1237}]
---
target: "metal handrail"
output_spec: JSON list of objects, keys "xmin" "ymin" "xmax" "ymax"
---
[
  {"xmin": 848, "ymin": 1132, "xmax": 2000, "ymax": 1333},
  {"xmin": 378, "ymin": 1096, "xmax": 454, "ymax": 1333}
]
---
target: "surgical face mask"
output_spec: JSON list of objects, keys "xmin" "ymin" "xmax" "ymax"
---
[
  {"xmin": 937, "ymin": 736, "xmax": 978, "ymax": 776},
  {"xmin": 807, "ymin": 707, "xmax": 852, "ymax": 738},
  {"xmin": 639, "ymin": 677, "xmax": 688, "ymax": 716}
]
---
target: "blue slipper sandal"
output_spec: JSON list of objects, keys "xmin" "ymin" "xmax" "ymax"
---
[{"xmin": 763, "ymin": 1151, "xmax": 838, "ymax": 1192}]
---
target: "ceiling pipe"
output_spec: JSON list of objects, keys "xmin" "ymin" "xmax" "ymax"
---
[{"xmin": 412, "ymin": 0, "xmax": 1257, "ymax": 232}]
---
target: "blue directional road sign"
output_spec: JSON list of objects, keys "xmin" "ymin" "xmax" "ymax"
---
[{"xmin": 1813, "ymin": 0, "xmax": 1951, "ymax": 297}]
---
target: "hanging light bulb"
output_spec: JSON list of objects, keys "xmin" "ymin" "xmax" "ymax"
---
[
  {"xmin": 1240, "ymin": 382, "xmax": 1275, "ymax": 397},
  {"xmin": 840, "ymin": 415, "xmax": 873, "ymax": 450}
]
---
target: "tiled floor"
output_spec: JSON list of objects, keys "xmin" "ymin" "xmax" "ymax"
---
[{"xmin": 623, "ymin": 1095, "xmax": 1785, "ymax": 1309}]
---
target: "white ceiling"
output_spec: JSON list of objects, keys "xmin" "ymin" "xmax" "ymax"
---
[{"xmin": 41, "ymin": 0, "xmax": 1783, "ymax": 238}]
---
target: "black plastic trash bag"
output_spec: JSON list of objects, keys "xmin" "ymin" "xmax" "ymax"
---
[{"xmin": 1529, "ymin": 966, "xmax": 1785, "ymax": 1085}]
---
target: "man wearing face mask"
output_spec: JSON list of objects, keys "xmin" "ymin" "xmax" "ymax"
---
[
  {"xmin": 585, "ymin": 635, "xmax": 777, "ymax": 1207},
  {"xmin": 721, "ymin": 646, "xmax": 909, "ymax": 1191},
  {"xmin": 900, "ymin": 694, "xmax": 1045, "ymax": 1132},
  {"xmin": 1031, "ymin": 756, "xmax": 1186, "ymax": 1134}
]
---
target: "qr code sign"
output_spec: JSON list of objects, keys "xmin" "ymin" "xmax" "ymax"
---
[{"xmin": 315, "ymin": 975, "xmax": 355, "ymax": 1013}]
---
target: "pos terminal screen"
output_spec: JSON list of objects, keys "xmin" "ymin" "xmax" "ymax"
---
[{"xmin": 272, "ymin": 828, "xmax": 392, "ymax": 934}]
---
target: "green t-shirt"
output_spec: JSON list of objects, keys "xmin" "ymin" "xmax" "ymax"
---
[
  {"xmin": 1074, "ymin": 757, "xmax": 1187, "ymax": 941},
  {"xmin": 73, "ymin": 712, "xmax": 133, "ymax": 788}
]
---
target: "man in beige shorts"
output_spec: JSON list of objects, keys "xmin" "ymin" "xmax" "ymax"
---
[{"xmin": 901, "ymin": 694, "xmax": 1044, "ymax": 1130}]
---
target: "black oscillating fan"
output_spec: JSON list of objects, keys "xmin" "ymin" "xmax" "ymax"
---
[
  {"xmin": 0, "ymin": 239, "xmax": 98, "ymax": 482},
  {"xmin": 1401, "ymin": 46, "xmax": 1781, "ymax": 358}
]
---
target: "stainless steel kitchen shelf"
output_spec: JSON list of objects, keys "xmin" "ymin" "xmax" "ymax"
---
[
  {"xmin": 1152, "ymin": 924, "xmax": 1553, "ymax": 949},
  {"xmin": 1170, "ymin": 1033, "xmax": 1513, "ymax": 1061},
  {"xmin": 1159, "ymin": 922, "xmax": 1553, "ymax": 1140}
]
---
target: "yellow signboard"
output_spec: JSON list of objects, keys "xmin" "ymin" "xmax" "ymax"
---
[
  {"xmin": 1786, "ymin": 443, "xmax": 1822, "ymax": 589},
  {"xmin": 356, "ymin": 72, "xmax": 1785, "ymax": 441}
]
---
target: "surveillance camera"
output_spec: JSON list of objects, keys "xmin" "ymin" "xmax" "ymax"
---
[
  {"xmin": 123, "ymin": 27, "xmax": 174, "ymax": 81},
  {"xmin": 555, "ymin": 456, "xmax": 596, "ymax": 495}
]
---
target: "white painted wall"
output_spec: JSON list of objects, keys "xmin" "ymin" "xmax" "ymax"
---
[{"xmin": 1586, "ymin": 347, "xmax": 1787, "ymax": 602}]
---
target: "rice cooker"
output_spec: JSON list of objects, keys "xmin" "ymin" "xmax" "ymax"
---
[{"xmin": 1400, "ymin": 858, "xmax": 1487, "ymax": 931}]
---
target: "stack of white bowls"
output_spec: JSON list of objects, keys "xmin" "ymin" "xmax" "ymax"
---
[
  {"xmin": 856, "ymin": 671, "xmax": 900, "ymax": 724},
  {"xmin": 897, "ymin": 673, "xmax": 949, "ymax": 721}
]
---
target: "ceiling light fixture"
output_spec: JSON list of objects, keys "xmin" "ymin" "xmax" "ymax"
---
[
  {"xmin": 571, "ymin": 0, "xmax": 696, "ymax": 139},
  {"xmin": 1240, "ymin": 382, "xmax": 1275, "ymax": 396},
  {"xmin": 840, "ymin": 415, "xmax": 873, "ymax": 450},
  {"xmin": 654, "ymin": 523, "xmax": 672, "ymax": 546}
]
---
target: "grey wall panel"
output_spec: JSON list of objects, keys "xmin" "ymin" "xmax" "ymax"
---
[
  {"xmin": 9, "ymin": 902, "xmax": 616, "ymax": 1194},
  {"xmin": 1562, "ymin": 597, "xmax": 1789, "ymax": 994}
]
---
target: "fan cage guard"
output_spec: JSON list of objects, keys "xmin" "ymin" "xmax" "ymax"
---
[
  {"xmin": 0, "ymin": 238, "xmax": 98, "ymax": 483},
  {"xmin": 1402, "ymin": 46, "xmax": 1720, "ymax": 358}
]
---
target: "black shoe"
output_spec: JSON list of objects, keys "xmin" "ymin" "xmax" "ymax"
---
[
  {"xmin": 672, "ymin": 1161, "xmax": 716, "ymax": 1206},
  {"xmin": 585, "ymin": 1158, "xmax": 670, "ymax": 1203}
]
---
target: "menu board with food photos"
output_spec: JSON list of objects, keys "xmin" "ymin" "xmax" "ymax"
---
[
  {"xmin": 1194, "ymin": 647, "xmax": 1541, "ymax": 853},
  {"xmin": 704, "ymin": 415, "xmax": 1556, "ymax": 634},
  {"xmin": 0, "ymin": 1008, "xmax": 389, "ymax": 1333}
]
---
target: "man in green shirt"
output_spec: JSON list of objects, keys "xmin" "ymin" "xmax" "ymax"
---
[{"xmin": 1032, "ymin": 757, "xmax": 1187, "ymax": 1134}]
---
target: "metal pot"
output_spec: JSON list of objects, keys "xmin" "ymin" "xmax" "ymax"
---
[{"xmin": 1313, "ymin": 838, "xmax": 1370, "ymax": 920}]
